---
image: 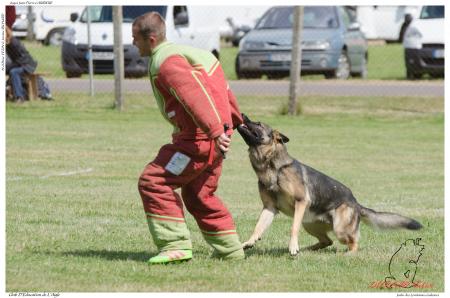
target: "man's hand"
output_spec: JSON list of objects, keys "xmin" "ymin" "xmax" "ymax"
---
[{"xmin": 214, "ymin": 133, "xmax": 231, "ymax": 154}]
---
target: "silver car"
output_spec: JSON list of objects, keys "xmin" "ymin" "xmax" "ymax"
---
[{"xmin": 236, "ymin": 6, "xmax": 368, "ymax": 79}]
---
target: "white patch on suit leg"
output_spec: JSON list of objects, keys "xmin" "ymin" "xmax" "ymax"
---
[{"xmin": 165, "ymin": 152, "xmax": 191, "ymax": 176}]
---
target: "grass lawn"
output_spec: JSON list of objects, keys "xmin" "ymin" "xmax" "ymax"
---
[
  {"xmin": 5, "ymin": 92, "xmax": 444, "ymax": 292},
  {"xmin": 25, "ymin": 41, "xmax": 441, "ymax": 81}
]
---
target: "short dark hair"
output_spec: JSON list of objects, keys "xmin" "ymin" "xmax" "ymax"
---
[{"xmin": 133, "ymin": 12, "xmax": 166, "ymax": 42}]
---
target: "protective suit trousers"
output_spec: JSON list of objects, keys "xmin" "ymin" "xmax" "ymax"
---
[{"xmin": 138, "ymin": 139, "xmax": 243, "ymax": 258}]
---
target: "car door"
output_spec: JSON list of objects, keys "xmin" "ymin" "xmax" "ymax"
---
[
  {"xmin": 172, "ymin": 6, "xmax": 195, "ymax": 47},
  {"xmin": 340, "ymin": 7, "xmax": 365, "ymax": 71}
]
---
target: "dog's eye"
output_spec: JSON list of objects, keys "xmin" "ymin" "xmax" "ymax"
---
[{"xmin": 256, "ymin": 122, "xmax": 261, "ymax": 126}]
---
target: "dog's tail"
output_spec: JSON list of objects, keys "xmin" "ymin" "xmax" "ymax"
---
[{"xmin": 359, "ymin": 205, "xmax": 422, "ymax": 230}]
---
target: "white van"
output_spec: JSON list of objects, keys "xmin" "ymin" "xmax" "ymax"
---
[
  {"xmin": 356, "ymin": 6, "xmax": 420, "ymax": 42},
  {"xmin": 12, "ymin": 6, "xmax": 84, "ymax": 45},
  {"xmin": 403, "ymin": 6, "xmax": 444, "ymax": 79},
  {"xmin": 61, "ymin": 6, "xmax": 220, "ymax": 78}
]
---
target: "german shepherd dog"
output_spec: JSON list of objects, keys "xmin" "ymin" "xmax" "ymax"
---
[{"xmin": 237, "ymin": 114, "xmax": 422, "ymax": 255}]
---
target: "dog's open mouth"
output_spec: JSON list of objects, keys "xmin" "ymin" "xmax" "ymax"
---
[
  {"xmin": 238, "ymin": 123, "xmax": 260, "ymax": 146},
  {"xmin": 238, "ymin": 123, "xmax": 258, "ymax": 137}
]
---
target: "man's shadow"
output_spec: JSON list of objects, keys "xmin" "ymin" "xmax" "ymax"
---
[{"xmin": 59, "ymin": 250, "xmax": 151, "ymax": 262}]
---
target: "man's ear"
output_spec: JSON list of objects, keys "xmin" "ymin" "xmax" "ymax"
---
[{"xmin": 273, "ymin": 130, "xmax": 290, "ymax": 144}]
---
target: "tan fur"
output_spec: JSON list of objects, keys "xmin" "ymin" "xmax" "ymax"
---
[{"xmin": 333, "ymin": 203, "xmax": 360, "ymax": 253}]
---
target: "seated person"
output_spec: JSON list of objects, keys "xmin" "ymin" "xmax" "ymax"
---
[{"xmin": 6, "ymin": 26, "xmax": 38, "ymax": 103}]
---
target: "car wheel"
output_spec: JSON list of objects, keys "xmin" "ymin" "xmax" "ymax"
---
[
  {"xmin": 352, "ymin": 55, "xmax": 368, "ymax": 79},
  {"xmin": 406, "ymin": 68, "xmax": 422, "ymax": 80},
  {"xmin": 235, "ymin": 55, "xmax": 260, "ymax": 79},
  {"xmin": 45, "ymin": 28, "xmax": 65, "ymax": 46},
  {"xmin": 66, "ymin": 72, "xmax": 82, "ymax": 78},
  {"xmin": 429, "ymin": 72, "xmax": 444, "ymax": 79},
  {"xmin": 212, "ymin": 49, "xmax": 220, "ymax": 60},
  {"xmin": 326, "ymin": 51, "xmax": 350, "ymax": 80}
]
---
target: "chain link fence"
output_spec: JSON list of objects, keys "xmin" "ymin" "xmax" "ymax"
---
[{"xmin": 5, "ymin": 5, "xmax": 444, "ymax": 104}]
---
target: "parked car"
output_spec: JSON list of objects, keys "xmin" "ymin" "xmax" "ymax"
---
[
  {"xmin": 236, "ymin": 6, "xmax": 368, "ymax": 80},
  {"xmin": 62, "ymin": 5, "xmax": 220, "ymax": 78},
  {"xmin": 403, "ymin": 6, "xmax": 444, "ymax": 79},
  {"xmin": 11, "ymin": 6, "xmax": 28, "ymax": 38}
]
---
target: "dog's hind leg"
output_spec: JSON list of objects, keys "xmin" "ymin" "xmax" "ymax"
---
[
  {"xmin": 242, "ymin": 207, "xmax": 277, "ymax": 249},
  {"xmin": 303, "ymin": 222, "xmax": 333, "ymax": 251},
  {"xmin": 333, "ymin": 203, "xmax": 360, "ymax": 254}
]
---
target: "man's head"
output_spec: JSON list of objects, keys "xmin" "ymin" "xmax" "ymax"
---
[{"xmin": 132, "ymin": 12, "xmax": 166, "ymax": 57}]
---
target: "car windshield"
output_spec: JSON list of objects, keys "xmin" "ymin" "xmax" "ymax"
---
[
  {"xmin": 420, "ymin": 6, "xmax": 444, "ymax": 19},
  {"xmin": 80, "ymin": 6, "xmax": 167, "ymax": 23},
  {"xmin": 256, "ymin": 6, "xmax": 338, "ymax": 29}
]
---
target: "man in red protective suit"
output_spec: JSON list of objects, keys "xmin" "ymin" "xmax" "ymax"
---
[{"xmin": 132, "ymin": 12, "xmax": 245, "ymax": 264}]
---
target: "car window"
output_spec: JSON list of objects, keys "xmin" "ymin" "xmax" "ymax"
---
[
  {"xmin": 340, "ymin": 7, "xmax": 351, "ymax": 28},
  {"xmin": 256, "ymin": 6, "xmax": 338, "ymax": 29},
  {"xmin": 173, "ymin": 6, "xmax": 189, "ymax": 26},
  {"xmin": 80, "ymin": 6, "xmax": 167, "ymax": 23},
  {"xmin": 256, "ymin": 6, "xmax": 293, "ymax": 29},
  {"xmin": 81, "ymin": 6, "xmax": 102, "ymax": 22},
  {"xmin": 420, "ymin": 6, "xmax": 444, "ymax": 19},
  {"xmin": 304, "ymin": 6, "xmax": 338, "ymax": 28}
]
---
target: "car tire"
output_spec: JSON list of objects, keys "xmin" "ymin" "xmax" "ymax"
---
[
  {"xmin": 66, "ymin": 72, "xmax": 82, "ymax": 78},
  {"xmin": 45, "ymin": 28, "xmax": 65, "ymax": 46},
  {"xmin": 406, "ymin": 68, "xmax": 422, "ymax": 80},
  {"xmin": 235, "ymin": 55, "xmax": 260, "ymax": 79},
  {"xmin": 325, "ymin": 51, "xmax": 350, "ymax": 80},
  {"xmin": 352, "ymin": 54, "xmax": 368, "ymax": 79},
  {"xmin": 212, "ymin": 49, "xmax": 220, "ymax": 60},
  {"xmin": 429, "ymin": 72, "xmax": 444, "ymax": 79}
]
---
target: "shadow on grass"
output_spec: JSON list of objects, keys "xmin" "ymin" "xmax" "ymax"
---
[
  {"xmin": 60, "ymin": 250, "xmax": 152, "ymax": 262},
  {"xmin": 244, "ymin": 246, "xmax": 338, "ymax": 258}
]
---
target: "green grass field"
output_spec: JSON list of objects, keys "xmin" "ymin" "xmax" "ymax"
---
[
  {"xmin": 26, "ymin": 41, "xmax": 440, "ymax": 81},
  {"xmin": 6, "ymin": 92, "xmax": 444, "ymax": 292}
]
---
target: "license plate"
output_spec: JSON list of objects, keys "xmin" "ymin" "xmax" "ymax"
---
[
  {"xmin": 90, "ymin": 52, "xmax": 114, "ymax": 60},
  {"xmin": 269, "ymin": 53, "xmax": 291, "ymax": 62},
  {"xmin": 432, "ymin": 49, "xmax": 444, "ymax": 58}
]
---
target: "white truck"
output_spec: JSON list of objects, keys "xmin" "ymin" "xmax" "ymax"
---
[
  {"xmin": 61, "ymin": 5, "xmax": 221, "ymax": 78},
  {"xmin": 355, "ymin": 6, "xmax": 420, "ymax": 42},
  {"xmin": 403, "ymin": 6, "xmax": 444, "ymax": 79}
]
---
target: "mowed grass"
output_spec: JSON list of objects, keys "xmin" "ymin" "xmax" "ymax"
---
[{"xmin": 6, "ymin": 92, "xmax": 444, "ymax": 292}]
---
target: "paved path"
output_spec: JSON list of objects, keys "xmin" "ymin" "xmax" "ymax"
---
[{"xmin": 47, "ymin": 79, "xmax": 444, "ymax": 97}]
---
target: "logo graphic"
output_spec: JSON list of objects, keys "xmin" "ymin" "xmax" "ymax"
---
[{"xmin": 384, "ymin": 238, "xmax": 425, "ymax": 288}]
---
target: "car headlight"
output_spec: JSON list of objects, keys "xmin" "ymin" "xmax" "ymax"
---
[
  {"xmin": 302, "ymin": 40, "xmax": 330, "ymax": 50},
  {"xmin": 405, "ymin": 27, "xmax": 422, "ymax": 39},
  {"xmin": 241, "ymin": 41, "xmax": 265, "ymax": 51},
  {"xmin": 62, "ymin": 27, "xmax": 77, "ymax": 45}
]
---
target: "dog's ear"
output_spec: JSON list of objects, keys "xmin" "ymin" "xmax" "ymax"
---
[{"xmin": 273, "ymin": 130, "xmax": 290, "ymax": 144}]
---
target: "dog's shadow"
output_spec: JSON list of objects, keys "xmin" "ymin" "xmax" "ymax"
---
[{"xmin": 244, "ymin": 246, "xmax": 338, "ymax": 258}]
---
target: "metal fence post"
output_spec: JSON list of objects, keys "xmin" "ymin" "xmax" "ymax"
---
[
  {"xmin": 26, "ymin": 6, "xmax": 34, "ymax": 41},
  {"xmin": 113, "ymin": 6, "xmax": 124, "ymax": 111},
  {"xmin": 288, "ymin": 6, "xmax": 304, "ymax": 116},
  {"xmin": 86, "ymin": 7, "xmax": 94, "ymax": 96}
]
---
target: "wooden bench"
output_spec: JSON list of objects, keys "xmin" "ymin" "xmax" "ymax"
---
[{"xmin": 25, "ymin": 72, "xmax": 49, "ymax": 100}]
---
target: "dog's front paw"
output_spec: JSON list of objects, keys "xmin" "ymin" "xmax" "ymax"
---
[
  {"xmin": 289, "ymin": 240, "xmax": 300, "ymax": 256},
  {"xmin": 242, "ymin": 239, "xmax": 256, "ymax": 250}
]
